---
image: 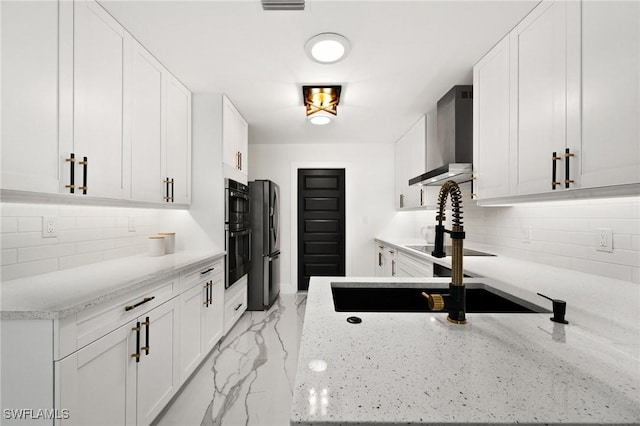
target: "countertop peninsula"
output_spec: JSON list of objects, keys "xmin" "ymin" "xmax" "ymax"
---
[{"xmin": 290, "ymin": 241, "xmax": 640, "ymax": 425}]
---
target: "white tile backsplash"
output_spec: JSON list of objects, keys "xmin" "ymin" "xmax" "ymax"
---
[
  {"xmin": 462, "ymin": 190, "xmax": 640, "ymax": 283},
  {"xmin": 0, "ymin": 202, "xmax": 163, "ymax": 281},
  {"xmin": 382, "ymin": 190, "xmax": 640, "ymax": 283}
]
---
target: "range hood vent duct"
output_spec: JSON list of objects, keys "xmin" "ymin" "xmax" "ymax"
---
[
  {"xmin": 409, "ymin": 85, "xmax": 473, "ymax": 186},
  {"xmin": 261, "ymin": 0, "xmax": 305, "ymax": 10}
]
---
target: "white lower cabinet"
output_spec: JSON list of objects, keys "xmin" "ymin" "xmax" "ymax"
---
[
  {"xmin": 374, "ymin": 242, "xmax": 397, "ymax": 277},
  {"xmin": 178, "ymin": 261, "xmax": 224, "ymax": 382},
  {"xmin": 57, "ymin": 298, "xmax": 179, "ymax": 426},
  {"xmin": 57, "ymin": 320, "xmax": 136, "ymax": 426},
  {"xmin": 397, "ymin": 251, "xmax": 433, "ymax": 278},
  {"xmin": 135, "ymin": 299, "xmax": 180, "ymax": 425},
  {"xmin": 223, "ymin": 276, "xmax": 248, "ymax": 335},
  {"xmin": 374, "ymin": 243, "xmax": 386, "ymax": 277},
  {"xmin": 4, "ymin": 256, "xmax": 226, "ymax": 426}
]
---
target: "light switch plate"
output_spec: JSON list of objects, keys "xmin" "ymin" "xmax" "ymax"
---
[{"xmin": 596, "ymin": 228, "xmax": 613, "ymax": 252}]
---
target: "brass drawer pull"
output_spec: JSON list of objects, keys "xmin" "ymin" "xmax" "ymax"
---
[
  {"xmin": 131, "ymin": 322, "xmax": 141, "ymax": 362},
  {"xmin": 551, "ymin": 152, "xmax": 562, "ymax": 190},
  {"xmin": 124, "ymin": 296, "xmax": 155, "ymax": 312},
  {"xmin": 141, "ymin": 317, "xmax": 150, "ymax": 355},
  {"xmin": 65, "ymin": 153, "xmax": 75, "ymax": 193},
  {"xmin": 564, "ymin": 149, "xmax": 574, "ymax": 188}
]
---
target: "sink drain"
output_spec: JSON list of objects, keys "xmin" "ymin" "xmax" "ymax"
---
[{"xmin": 346, "ymin": 316, "xmax": 362, "ymax": 324}]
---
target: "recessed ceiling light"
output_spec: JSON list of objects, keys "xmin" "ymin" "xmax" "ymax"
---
[{"xmin": 305, "ymin": 33, "xmax": 351, "ymax": 64}]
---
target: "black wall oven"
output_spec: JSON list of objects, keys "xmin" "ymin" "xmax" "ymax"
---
[{"xmin": 225, "ymin": 179, "xmax": 251, "ymax": 289}]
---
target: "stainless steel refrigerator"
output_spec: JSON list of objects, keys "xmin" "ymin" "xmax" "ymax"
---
[{"xmin": 248, "ymin": 180, "xmax": 280, "ymax": 310}]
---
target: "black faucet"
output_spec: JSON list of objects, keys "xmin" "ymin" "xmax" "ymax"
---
[{"xmin": 422, "ymin": 181, "xmax": 467, "ymax": 324}]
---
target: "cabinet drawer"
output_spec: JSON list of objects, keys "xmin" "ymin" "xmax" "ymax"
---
[
  {"xmin": 180, "ymin": 259, "xmax": 223, "ymax": 291},
  {"xmin": 57, "ymin": 278, "xmax": 177, "ymax": 360},
  {"xmin": 223, "ymin": 282, "xmax": 247, "ymax": 335}
]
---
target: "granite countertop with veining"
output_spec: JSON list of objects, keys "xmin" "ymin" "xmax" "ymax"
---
[
  {"xmin": 0, "ymin": 250, "xmax": 225, "ymax": 320},
  {"xmin": 291, "ymin": 273, "xmax": 640, "ymax": 425}
]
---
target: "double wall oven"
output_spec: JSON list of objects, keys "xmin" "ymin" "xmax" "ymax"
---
[{"xmin": 225, "ymin": 179, "xmax": 251, "ymax": 290}]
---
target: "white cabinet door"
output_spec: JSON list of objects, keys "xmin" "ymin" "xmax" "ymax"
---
[
  {"xmin": 394, "ymin": 116, "xmax": 427, "ymax": 209},
  {"xmin": 164, "ymin": 74, "xmax": 192, "ymax": 204},
  {"xmin": 69, "ymin": 0, "xmax": 129, "ymax": 199},
  {"xmin": 1, "ymin": 0, "xmax": 60, "ymax": 194},
  {"xmin": 130, "ymin": 40, "xmax": 164, "ymax": 203},
  {"xmin": 136, "ymin": 299, "xmax": 180, "ymax": 426},
  {"xmin": 374, "ymin": 243, "xmax": 386, "ymax": 277},
  {"xmin": 513, "ymin": 0, "xmax": 568, "ymax": 195},
  {"xmin": 473, "ymin": 35, "xmax": 513, "ymax": 200},
  {"xmin": 222, "ymin": 97, "xmax": 239, "ymax": 172},
  {"xmin": 579, "ymin": 1, "xmax": 640, "ymax": 188},
  {"xmin": 394, "ymin": 132, "xmax": 410, "ymax": 209},
  {"xmin": 57, "ymin": 321, "xmax": 137, "ymax": 426},
  {"xmin": 178, "ymin": 283, "xmax": 205, "ymax": 383},
  {"xmin": 234, "ymin": 108, "xmax": 249, "ymax": 175},
  {"xmin": 203, "ymin": 274, "xmax": 224, "ymax": 352},
  {"xmin": 222, "ymin": 95, "xmax": 249, "ymax": 183},
  {"xmin": 223, "ymin": 276, "xmax": 248, "ymax": 335}
]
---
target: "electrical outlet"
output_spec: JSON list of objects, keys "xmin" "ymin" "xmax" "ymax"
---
[
  {"xmin": 42, "ymin": 216, "xmax": 57, "ymax": 238},
  {"xmin": 522, "ymin": 225, "xmax": 532, "ymax": 243},
  {"xmin": 596, "ymin": 228, "xmax": 613, "ymax": 253}
]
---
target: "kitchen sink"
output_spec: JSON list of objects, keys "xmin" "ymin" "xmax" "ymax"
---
[
  {"xmin": 331, "ymin": 283, "xmax": 548, "ymax": 313},
  {"xmin": 406, "ymin": 245, "xmax": 496, "ymax": 257}
]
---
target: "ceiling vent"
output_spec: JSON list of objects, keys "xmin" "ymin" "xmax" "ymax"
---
[{"xmin": 261, "ymin": 0, "xmax": 304, "ymax": 11}]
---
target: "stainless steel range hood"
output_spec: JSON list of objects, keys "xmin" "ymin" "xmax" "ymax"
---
[{"xmin": 409, "ymin": 85, "xmax": 473, "ymax": 186}]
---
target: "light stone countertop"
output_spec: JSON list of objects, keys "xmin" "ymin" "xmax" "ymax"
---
[
  {"xmin": 0, "ymin": 250, "xmax": 225, "ymax": 319},
  {"xmin": 291, "ymin": 237, "xmax": 640, "ymax": 425},
  {"xmin": 375, "ymin": 237, "xmax": 640, "ymax": 359},
  {"xmin": 291, "ymin": 276, "xmax": 640, "ymax": 425}
]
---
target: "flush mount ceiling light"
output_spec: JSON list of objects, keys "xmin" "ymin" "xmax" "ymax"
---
[
  {"xmin": 305, "ymin": 33, "xmax": 351, "ymax": 64},
  {"xmin": 303, "ymin": 85, "xmax": 341, "ymax": 125}
]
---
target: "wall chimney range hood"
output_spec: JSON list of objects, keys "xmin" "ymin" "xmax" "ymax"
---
[{"xmin": 409, "ymin": 85, "xmax": 473, "ymax": 186}]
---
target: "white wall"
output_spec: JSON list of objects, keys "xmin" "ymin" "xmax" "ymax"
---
[{"xmin": 249, "ymin": 143, "xmax": 395, "ymax": 294}]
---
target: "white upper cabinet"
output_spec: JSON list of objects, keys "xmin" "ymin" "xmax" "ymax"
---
[
  {"xmin": 473, "ymin": 0, "xmax": 638, "ymax": 203},
  {"xmin": 222, "ymin": 95, "xmax": 249, "ymax": 184},
  {"xmin": 1, "ymin": 0, "xmax": 60, "ymax": 193},
  {"xmin": 130, "ymin": 40, "xmax": 192, "ymax": 205},
  {"xmin": 513, "ymin": 0, "xmax": 570, "ymax": 196},
  {"xmin": 64, "ymin": 0, "xmax": 130, "ymax": 199},
  {"xmin": 130, "ymin": 40, "xmax": 164, "ymax": 203},
  {"xmin": 473, "ymin": 34, "xmax": 512, "ymax": 200},
  {"xmin": 2, "ymin": 0, "xmax": 191, "ymax": 205},
  {"xmin": 164, "ymin": 74, "xmax": 192, "ymax": 204},
  {"xmin": 394, "ymin": 115, "xmax": 428, "ymax": 209},
  {"xmin": 578, "ymin": 0, "xmax": 640, "ymax": 188}
]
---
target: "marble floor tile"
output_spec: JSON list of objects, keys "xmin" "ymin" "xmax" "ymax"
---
[{"xmin": 154, "ymin": 293, "xmax": 307, "ymax": 426}]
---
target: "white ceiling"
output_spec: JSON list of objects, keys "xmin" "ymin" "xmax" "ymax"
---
[{"xmin": 101, "ymin": 0, "xmax": 538, "ymax": 145}]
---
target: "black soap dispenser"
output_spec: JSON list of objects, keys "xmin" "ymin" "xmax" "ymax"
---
[{"xmin": 537, "ymin": 293, "xmax": 569, "ymax": 324}]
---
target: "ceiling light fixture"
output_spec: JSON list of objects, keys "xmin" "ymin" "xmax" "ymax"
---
[
  {"xmin": 261, "ymin": 0, "xmax": 304, "ymax": 11},
  {"xmin": 303, "ymin": 85, "xmax": 341, "ymax": 125},
  {"xmin": 305, "ymin": 33, "xmax": 351, "ymax": 64}
]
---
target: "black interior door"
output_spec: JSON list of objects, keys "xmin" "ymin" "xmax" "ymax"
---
[{"xmin": 297, "ymin": 169, "xmax": 346, "ymax": 291}]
